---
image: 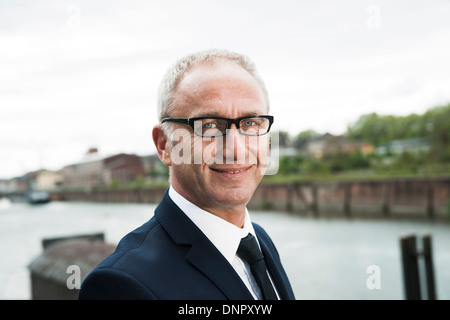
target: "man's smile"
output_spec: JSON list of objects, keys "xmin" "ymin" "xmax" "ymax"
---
[{"xmin": 209, "ymin": 165, "xmax": 254, "ymax": 178}]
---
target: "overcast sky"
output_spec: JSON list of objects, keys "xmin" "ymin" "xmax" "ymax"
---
[{"xmin": 1, "ymin": 0, "xmax": 450, "ymax": 179}]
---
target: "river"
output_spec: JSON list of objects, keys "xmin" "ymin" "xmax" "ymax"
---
[{"xmin": 1, "ymin": 199, "xmax": 449, "ymax": 300}]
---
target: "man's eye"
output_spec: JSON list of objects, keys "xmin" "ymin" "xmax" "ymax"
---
[
  {"xmin": 203, "ymin": 122, "xmax": 216, "ymax": 129},
  {"xmin": 243, "ymin": 121, "xmax": 256, "ymax": 127}
]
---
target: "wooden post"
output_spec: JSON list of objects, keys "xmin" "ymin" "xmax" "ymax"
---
[
  {"xmin": 293, "ymin": 183, "xmax": 307, "ymax": 214},
  {"xmin": 400, "ymin": 234, "xmax": 421, "ymax": 300},
  {"xmin": 311, "ymin": 185, "xmax": 319, "ymax": 218},
  {"xmin": 262, "ymin": 185, "xmax": 268, "ymax": 201},
  {"xmin": 137, "ymin": 189, "xmax": 143, "ymax": 203},
  {"xmin": 343, "ymin": 183, "xmax": 352, "ymax": 217},
  {"xmin": 382, "ymin": 181, "xmax": 391, "ymax": 217},
  {"xmin": 286, "ymin": 183, "xmax": 293, "ymax": 212},
  {"xmin": 422, "ymin": 234, "xmax": 437, "ymax": 300},
  {"xmin": 426, "ymin": 182, "xmax": 434, "ymax": 219}
]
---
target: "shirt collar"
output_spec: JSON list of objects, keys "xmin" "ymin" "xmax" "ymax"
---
[{"xmin": 168, "ymin": 186, "xmax": 256, "ymax": 265}]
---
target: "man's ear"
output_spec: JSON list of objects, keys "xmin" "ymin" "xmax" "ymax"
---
[{"xmin": 152, "ymin": 125, "xmax": 171, "ymax": 167}]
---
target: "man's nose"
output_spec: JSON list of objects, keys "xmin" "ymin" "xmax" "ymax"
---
[{"xmin": 223, "ymin": 124, "xmax": 247, "ymax": 163}]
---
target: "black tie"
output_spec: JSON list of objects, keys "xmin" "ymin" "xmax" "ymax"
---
[{"xmin": 237, "ymin": 233, "xmax": 278, "ymax": 300}]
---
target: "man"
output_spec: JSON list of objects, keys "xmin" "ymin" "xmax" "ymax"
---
[{"xmin": 78, "ymin": 49, "xmax": 295, "ymax": 300}]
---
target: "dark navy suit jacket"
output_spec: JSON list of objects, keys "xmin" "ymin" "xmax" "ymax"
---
[{"xmin": 78, "ymin": 189, "xmax": 295, "ymax": 300}]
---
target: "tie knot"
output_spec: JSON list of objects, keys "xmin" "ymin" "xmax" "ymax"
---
[{"xmin": 237, "ymin": 233, "xmax": 263, "ymax": 263}]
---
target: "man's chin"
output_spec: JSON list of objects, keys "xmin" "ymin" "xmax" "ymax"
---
[{"xmin": 209, "ymin": 187, "xmax": 253, "ymax": 207}]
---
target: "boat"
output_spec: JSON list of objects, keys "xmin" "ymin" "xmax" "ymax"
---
[{"xmin": 26, "ymin": 190, "xmax": 51, "ymax": 204}]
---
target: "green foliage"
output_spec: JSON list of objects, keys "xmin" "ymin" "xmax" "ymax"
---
[
  {"xmin": 278, "ymin": 156, "xmax": 304, "ymax": 175},
  {"xmin": 275, "ymin": 103, "xmax": 450, "ymax": 180},
  {"xmin": 147, "ymin": 164, "xmax": 169, "ymax": 179},
  {"xmin": 293, "ymin": 130, "xmax": 320, "ymax": 149},
  {"xmin": 347, "ymin": 103, "xmax": 450, "ymax": 145},
  {"xmin": 324, "ymin": 150, "xmax": 371, "ymax": 173},
  {"xmin": 276, "ymin": 130, "xmax": 291, "ymax": 148},
  {"xmin": 128, "ymin": 176, "xmax": 145, "ymax": 189},
  {"xmin": 260, "ymin": 199, "xmax": 273, "ymax": 210},
  {"xmin": 278, "ymin": 150, "xmax": 371, "ymax": 177},
  {"xmin": 379, "ymin": 151, "xmax": 424, "ymax": 174},
  {"xmin": 295, "ymin": 129, "xmax": 320, "ymax": 141},
  {"xmin": 109, "ymin": 178, "xmax": 119, "ymax": 189},
  {"xmin": 425, "ymin": 105, "xmax": 450, "ymax": 162}
]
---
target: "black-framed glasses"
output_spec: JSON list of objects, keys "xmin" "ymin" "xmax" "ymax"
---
[{"xmin": 161, "ymin": 115, "xmax": 274, "ymax": 138}]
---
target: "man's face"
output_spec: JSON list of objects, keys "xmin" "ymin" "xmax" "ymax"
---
[{"xmin": 163, "ymin": 61, "xmax": 270, "ymax": 216}]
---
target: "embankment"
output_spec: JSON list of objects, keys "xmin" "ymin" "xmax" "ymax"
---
[{"xmin": 53, "ymin": 177, "xmax": 450, "ymax": 220}]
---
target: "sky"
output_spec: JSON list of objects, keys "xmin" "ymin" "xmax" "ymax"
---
[{"xmin": 1, "ymin": 0, "xmax": 450, "ymax": 179}]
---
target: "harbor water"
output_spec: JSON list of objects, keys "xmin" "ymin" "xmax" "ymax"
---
[{"xmin": 1, "ymin": 199, "xmax": 449, "ymax": 300}]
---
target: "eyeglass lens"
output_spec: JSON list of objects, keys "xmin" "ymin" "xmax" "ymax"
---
[{"xmin": 194, "ymin": 117, "xmax": 270, "ymax": 137}]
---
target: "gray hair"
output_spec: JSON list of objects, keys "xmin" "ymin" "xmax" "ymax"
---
[{"xmin": 157, "ymin": 48, "xmax": 270, "ymax": 122}]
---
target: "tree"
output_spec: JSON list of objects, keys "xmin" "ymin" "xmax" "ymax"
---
[
  {"xmin": 425, "ymin": 104, "xmax": 450, "ymax": 161},
  {"xmin": 347, "ymin": 103, "xmax": 450, "ymax": 149},
  {"xmin": 293, "ymin": 130, "xmax": 320, "ymax": 149}
]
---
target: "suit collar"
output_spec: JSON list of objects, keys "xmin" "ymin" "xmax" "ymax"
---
[
  {"xmin": 154, "ymin": 189, "xmax": 254, "ymax": 300},
  {"xmin": 186, "ymin": 232, "xmax": 254, "ymax": 300},
  {"xmin": 154, "ymin": 189, "xmax": 198, "ymax": 245},
  {"xmin": 168, "ymin": 186, "xmax": 256, "ymax": 266},
  {"xmin": 155, "ymin": 189, "xmax": 294, "ymax": 300}
]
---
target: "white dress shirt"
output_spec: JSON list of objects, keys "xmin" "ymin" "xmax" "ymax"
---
[{"xmin": 168, "ymin": 186, "xmax": 279, "ymax": 300}]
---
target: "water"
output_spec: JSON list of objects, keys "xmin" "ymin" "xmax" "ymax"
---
[{"xmin": 1, "ymin": 199, "xmax": 449, "ymax": 300}]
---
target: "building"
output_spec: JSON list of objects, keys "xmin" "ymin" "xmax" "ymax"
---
[
  {"xmin": 103, "ymin": 153, "xmax": 146, "ymax": 185},
  {"xmin": 27, "ymin": 169, "xmax": 63, "ymax": 191},
  {"xmin": 375, "ymin": 137, "xmax": 431, "ymax": 155},
  {"xmin": 60, "ymin": 148, "xmax": 147, "ymax": 190},
  {"xmin": 140, "ymin": 153, "xmax": 168, "ymax": 180},
  {"xmin": 60, "ymin": 148, "xmax": 104, "ymax": 190},
  {"xmin": 0, "ymin": 175, "xmax": 29, "ymax": 194},
  {"xmin": 298, "ymin": 133, "xmax": 374, "ymax": 158}
]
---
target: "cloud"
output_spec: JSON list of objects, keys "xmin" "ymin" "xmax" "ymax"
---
[{"xmin": 1, "ymin": 0, "xmax": 450, "ymax": 178}]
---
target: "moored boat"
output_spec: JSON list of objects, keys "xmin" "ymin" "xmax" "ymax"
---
[{"xmin": 26, "ymin": 190, "xmax": 51, "ymax": 204}]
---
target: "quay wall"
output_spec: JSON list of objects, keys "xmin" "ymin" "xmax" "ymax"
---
[
  {"xmin": 53, "ymin": 177, "xmax": 450, "ymax": 220},
  {"xmin": 250, "ymin": 178, "xmax": 450, "ymax": 219}
]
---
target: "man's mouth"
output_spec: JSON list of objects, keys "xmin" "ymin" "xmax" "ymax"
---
[
  {"xmin": 212, "ymin": 168, "xmax": 246, "ymax": 173},
  {"xmin": 209, "ymin": 166, "xmax": 253, "ymax": 176}
]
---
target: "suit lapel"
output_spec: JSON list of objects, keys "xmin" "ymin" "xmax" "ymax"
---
[
  {"xmin": 186, "ymin": 232, "xmax": 254, "ymax": 300},
  {"xmin": 155, "ymin": 189, "xmax": 253, "ymax": 300}
]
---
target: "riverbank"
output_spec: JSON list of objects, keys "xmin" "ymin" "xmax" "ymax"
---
[{"xmin": 50, "ymin": 177, "xmax": 450, "ymax": 221}]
